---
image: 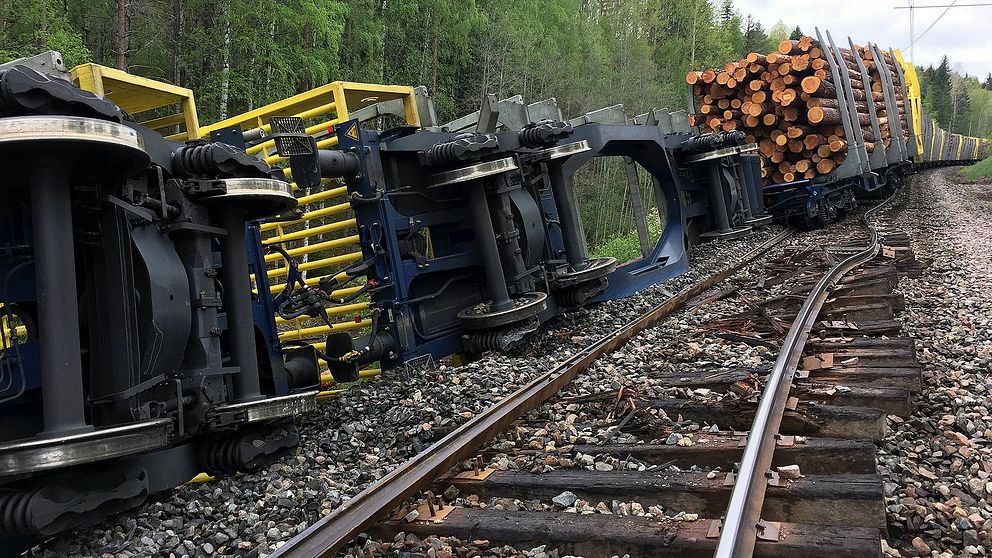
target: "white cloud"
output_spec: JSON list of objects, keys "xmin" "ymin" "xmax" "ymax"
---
[{"xmin": 732, "ymin": 0, "xmax": 992, "ymax": 77}]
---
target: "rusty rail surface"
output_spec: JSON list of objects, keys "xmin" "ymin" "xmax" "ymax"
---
[
  {"xmin": 269, "ymin": 229, "xmax": 793, "ymax": 558},
  {"xmin": 714, "ymin": 199, "xmax": 891, "ymax": 557}
]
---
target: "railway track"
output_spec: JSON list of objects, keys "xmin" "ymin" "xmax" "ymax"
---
[{"xmin": 263, "ymin": 198, "xmax": 918, "ymax": 558}]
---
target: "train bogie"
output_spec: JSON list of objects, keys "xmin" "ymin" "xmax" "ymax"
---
[{"xmin": 0, "ymin": 57, "xmax": 321, "ymax": 542}]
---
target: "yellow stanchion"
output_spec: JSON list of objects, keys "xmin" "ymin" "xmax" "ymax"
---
[
  {"xmin": 263, "ymin": 235, "xmax": 360, "ymax": 263},
  {"xmin": 263, "ymin": 219, "xmax": 358, "ymax": 244},
  {"xmin": 274, "ymin": 302, "xmax": 370, "ymax": 325},
  {"xmin": 259, "ymin": 202, "xmax": 352, "ymax": 232},
  {"xmin": 278, "ymin": 318, "xmax": 372, "ymax": 341},
  {"xmin": 295, "ymin": 186, "xmax": 348, "ymax": 206},
  {"xmin": 265, "ymin": 252, "xmax": 363, "ymax": 279}
]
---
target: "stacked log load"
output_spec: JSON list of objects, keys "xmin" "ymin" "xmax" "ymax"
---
[
  {"xmin": 686, "ymin": 36, "xmax": 893, "ymax": 185},
  {"xmin": 854, "ymin": 45, "xmax": 894, "ymax": 151},
  {"xmin": 857, "ymin": 45, "xmax": 911, "ymax": 147}
]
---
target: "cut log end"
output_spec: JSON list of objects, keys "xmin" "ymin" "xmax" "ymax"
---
[{"xmin": 801, "ymin": 76, "xmax": 822, "ymax": 94}]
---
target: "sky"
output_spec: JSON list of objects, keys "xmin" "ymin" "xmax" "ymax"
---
[{"xmin": 731, "ymin": 0, "xmax": 992, "ymax": 78}]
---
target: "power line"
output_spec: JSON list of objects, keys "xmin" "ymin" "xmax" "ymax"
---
[
  {"xmin": 909, "ymin": 1, "xmax": 915, "ymax": 64},
  {"xmin": 896, "ymin": 0, "xmax": 992, "ymax": 63},
  {"xmin": 894, "ymin": 2, "xmax": 992, "ymax": 7},
  {"xmin": 901, "ymin": 0, "xmax": 959, "ymax": 51}
]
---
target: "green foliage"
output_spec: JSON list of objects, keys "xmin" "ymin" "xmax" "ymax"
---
[
  {"xmin": 742, "ymin": 15, "xmax": 768, "ymax": 54},
  {"xmin": 766, "ymin": 21, "xmax": 790, "ymax": 52},
  {"xmin": 719, "ymin": 0, "xmax": 734, "ymax": 23},
  {"xmin": 919, "ymin": 56, "xmax": 954, "ymax": 129},
  {"xmin": 950, "ymin": 75, "xmax": 971, "ymax": 133},
  {"xmin": 919, "ymin": 57, "xmax": 992, "ymax": 139},
  {"xmin": 960, "ymin": 156, "xmax": 992, "ymax": 181},
  {"xmin": 593, "ymin": 230, "xmax": 648, "ymax": 264},
  {"xmin": 789, "ymin": 26, "xmax": 803, "ymax": 41},
  {"xmin": 721, "ymin": 13, "xmax": 745, "ymax": 58},
  {"xmin": 1, "ymin": 0, "xmax": 798, "ymax": 125},
  {"xmin": 0, "ymin": 0, "xmax": 90, "ymax": 66},
  {"xmin": 592, "ymin": 212, "xmax": 662, "ymax": 264},
  {"xmin": 963, "ymin": 78, "xmax": 992, "ymax": 137}
]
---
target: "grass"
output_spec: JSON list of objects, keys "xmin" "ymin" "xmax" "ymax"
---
[
  {"xmin": 956, "ymin": 160, "xmax": 992, "ymax": 214},
  {"xmin": 591, "ymin": 214, "xmax": 663, "ymax": 264},
  {"xmin": 959, "ymin": 157, "xmax": 992, "ymax": 182}
]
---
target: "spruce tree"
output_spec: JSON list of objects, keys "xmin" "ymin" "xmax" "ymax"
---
[
  {"xmin": 932, "ymin": 56, "xmax": 954, "ymax": 127},
  {"xmin": 720, "ymin": 0, "xmax": 734, "ymax": 24},
  {"xmin": 742, "ymin": 15, "xmax": 768, "ymax": 54}
]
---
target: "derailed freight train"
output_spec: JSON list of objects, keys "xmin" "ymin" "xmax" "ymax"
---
[
  {"xmin": 0, "ymin": 52, "xmax": 770, "ymax": 545},
  {"xmin": 688, "ymin": 28, "xmax": 989, "ymax": 226},
  {"xmin": 0, "ymin": 27, "xmax": 985, "ymax": 545}
]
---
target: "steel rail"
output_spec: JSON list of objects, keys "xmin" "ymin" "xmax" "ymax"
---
[
  {"xmin": 714, "ymin": 198, "xmax": 892, "ymax": 558},
  {"xmin": 269, "ymin": 228, "xmax": 793, "ymax": 558}
]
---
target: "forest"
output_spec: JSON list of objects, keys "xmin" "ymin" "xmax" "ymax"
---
[
  {"xmin": 2, "ymin": 0, "xmax": 985, "ymax": 139},
  {"xmin": 1, "ymin": 0, "xmax": 802, "ymax": 124},
  {"xmin": 918, "ymin": 58, "xmax": 992, "ymax": 139},
  {"xmin": 1, "ymin": 0, "xmax": 989, "ymax": 255}
]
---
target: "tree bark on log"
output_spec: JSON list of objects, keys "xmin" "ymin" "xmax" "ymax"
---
[{"xmin": 808, "ymin": 106, "xmax": 842, "ymax": 125}]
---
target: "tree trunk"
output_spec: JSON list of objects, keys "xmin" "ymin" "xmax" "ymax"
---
[
  {"xmin": 218, "ymin": 0, "xmax": 231, "ymax": 120},
  {"xmin": 623, "ymin": 158, "xmax": 652, "ymax": 258},
  {"xmin": 265, "ymin": 18, "xmax": 274, "ymax": 97},
  {"xmin": 114, "ymin": 0, "xmax": 129, "ymax": 70},
  {"xmin": 172, "ymin": 0, "xmax": 184, "ymax": 85}
]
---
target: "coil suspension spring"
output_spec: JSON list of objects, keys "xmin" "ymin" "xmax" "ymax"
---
[
  {"xmin": 423, "ymin": 133, "xmax": 498, "ymax": 166},
  {"xmin": 174, "ymin": 143, "xmax": 221, "ymax": 177},
  {"xmin": 0, "ymin": 489, "xmax": 35, "ymax": 536},
  {"xmin": 518, "ymin": 126, "xmax": 550, "ymax": 148},
  {"xmin": 557, "ymin": 286, "xmax": 587, "ymax": 308},
  {"xmin": 424, "ymin": 141, "xmax": 458, "ymax": 166},
  {"xmin": 198, "ymin": 437, "xmax": 244, "ymax": 475},
  {"xmin": 558, "ymin": 277, "xmax": 609, "ymax": 308},
  {"xmin": 469, "ymin": 329, "xmax": 511, "ymax": 352},
  {"xmin": 517, "ymin": 120, "xmax": 572, "ymax": 148}
]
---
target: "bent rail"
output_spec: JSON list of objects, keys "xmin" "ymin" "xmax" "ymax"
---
[
  {"xmin": 269, "ymin": 229, "xmax": 793, "ymax": 558},
  {"xmin": 714, "ymin": 198, "xmax": 891, "ymax": 557}
]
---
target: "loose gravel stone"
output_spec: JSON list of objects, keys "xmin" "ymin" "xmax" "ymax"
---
[
  {"xmin": 29, "ymin": 225, "xmax": 790, "ymax": 558},
  {"xmin": 551, "ymin": 491, "xmax": 578, "ymax": 508},
  {"xmin": 877, "ymin": 168, "xmax": 992, "ymax": 557}
]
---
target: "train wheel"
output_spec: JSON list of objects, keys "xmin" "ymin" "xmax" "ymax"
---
[{"xmin": 802, "ymin": 200, "xmax": 829, "ymax": 229}]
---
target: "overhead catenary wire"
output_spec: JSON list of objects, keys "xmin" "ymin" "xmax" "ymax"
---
[
  {"xmin": 899, "ymin": 0, "xmax": 968, "ymax": 51},
  {"xmin": 894, "ymin": 1, "xmax": 992, "ymax": 6}
]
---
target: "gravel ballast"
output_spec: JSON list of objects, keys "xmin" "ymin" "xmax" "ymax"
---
[
  {"xmin": 878, "ymin": 168, "xmax": 992, "ymax": 557},
  {"xmin": 29, "ymin": 227, "xmax": 789, "ymax": 558}
]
